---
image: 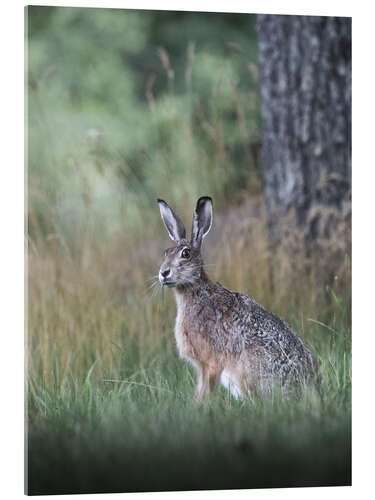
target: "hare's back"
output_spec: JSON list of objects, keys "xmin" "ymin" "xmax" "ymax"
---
[
  {"xmin": 205, "ymin": 283, "xmax": 297, "ymax": 347},
  {"xmin": 203, "ymin": 284, "xmax": 315, "ymax": 381},
  {"xmin": 235, "ymin": 292, "xmax": 316, "ymax": 379}
]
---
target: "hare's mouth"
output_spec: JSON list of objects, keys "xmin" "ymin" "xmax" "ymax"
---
[{"xmin": 162, "ymin": 280, "xmax": 177, "ymax": 287}]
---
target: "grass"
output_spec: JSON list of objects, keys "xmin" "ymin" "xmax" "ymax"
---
[
  {"xmin": 26, "ymin": 207, "xmax": 351, "ymax": 494},
  {"xmin": 27, "ymin": 324, "xmax": 351, "ymax": 494}
]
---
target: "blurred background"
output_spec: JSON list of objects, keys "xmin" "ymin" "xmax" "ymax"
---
[
  {"xmin": 26, "ymin": 7, "xmax": 351, "ymax": 495},
  {"xmin": 28, "ymin": 7, "xmax": 261, "ymax": 244}
]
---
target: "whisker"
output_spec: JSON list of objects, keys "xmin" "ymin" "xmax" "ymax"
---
[
  {"xmin": 145, "ymin": 274, "xmax": 160, "ymax": 283},
  {"xmin": 141, "ymin": 277, "xmax": 163, "ymax": 301},
  {"xmin": 142, "ymin": 283, "xmax": 159, "ymax": 298},
  {"xmin": 146, "ymin": 280, "xmax": 160, "ymax": 290}
]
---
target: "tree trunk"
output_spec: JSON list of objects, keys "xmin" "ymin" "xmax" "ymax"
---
[{"xmin": 256, "ymin": 15, "xmax": 351, "ymax": 244}]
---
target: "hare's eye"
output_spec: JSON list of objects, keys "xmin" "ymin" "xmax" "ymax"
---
[{"xmin": 181, "ymin": 248, "xmax": 190, "ymax": 259}]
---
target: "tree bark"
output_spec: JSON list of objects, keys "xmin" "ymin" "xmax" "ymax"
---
[{"xmin": 256, "ymin": 15, "xmax": 351, "ymax": 244}]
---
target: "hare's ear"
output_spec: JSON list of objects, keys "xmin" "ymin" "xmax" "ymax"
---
[
  {"xmin": 191, "ymin": 196, "xmax": 213, "ymax": 250},
  {"xmin": 157, "ymin": 199, "xmax": 186, "ymax": 243}
]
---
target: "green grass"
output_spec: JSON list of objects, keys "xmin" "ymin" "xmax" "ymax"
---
[{"xmin": 27, "ymin": 289, "xmax": 351, "ymax": 494}]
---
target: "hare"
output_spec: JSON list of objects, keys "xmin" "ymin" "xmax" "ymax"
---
[{"xmin": 157, "ymin": 196, "xmax": 317, "ymax": 401}]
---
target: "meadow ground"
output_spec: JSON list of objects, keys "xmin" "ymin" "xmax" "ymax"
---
[{"xmin": 26, "ymin": 201, "xmax": 351, "ymax": 495}]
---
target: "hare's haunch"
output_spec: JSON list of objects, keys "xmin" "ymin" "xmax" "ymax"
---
[{"xmin": 157, "ymin": 197, "xmax": 317, "ymax": 401}]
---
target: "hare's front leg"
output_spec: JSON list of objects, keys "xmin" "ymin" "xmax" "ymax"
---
[{"xmin": 194, "ymin": 363, "xmax": 220, "ymax": 402}]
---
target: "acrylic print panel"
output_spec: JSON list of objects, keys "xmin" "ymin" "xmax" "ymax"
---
[{"xmin": 26, "ymin": 5, "xmax": 351, "ymax": 495}]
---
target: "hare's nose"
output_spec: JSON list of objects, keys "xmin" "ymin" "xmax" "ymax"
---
[{"xmin": 161, "ymin": 269, "xmax": 170, "ymax": 278}]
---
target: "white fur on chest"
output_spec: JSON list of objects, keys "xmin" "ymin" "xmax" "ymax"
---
[{"xmin": 174, "ymin": 292, "xmax": 187, "ymax": 355}]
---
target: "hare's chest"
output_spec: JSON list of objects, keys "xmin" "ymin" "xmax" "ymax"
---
[
  {"xmin": 173, "ymin": 296, "xmax": 212, "ymax": 365},
  {"xmin": 174, "ymin": 305, "xmax": 195, "ymax": 361}
]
